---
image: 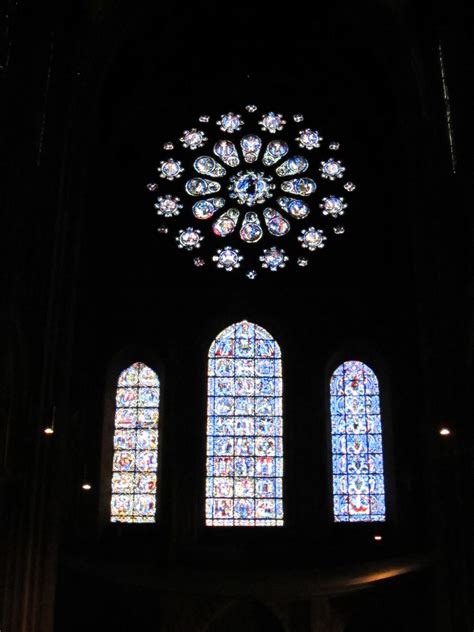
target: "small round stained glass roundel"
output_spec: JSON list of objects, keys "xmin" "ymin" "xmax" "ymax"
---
[{"xmin": 147, "ymin": 107, "xmax": 356, "ymax": 276}]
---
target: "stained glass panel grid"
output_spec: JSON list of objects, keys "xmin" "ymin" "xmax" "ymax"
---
[
  {"xmin": 206, "ymin": 321, "xmax": 283, "ymax": 526},
  {"xmin": 111, "ymin": 362, "xmax": 159, "ymax": 523},
  {"xmin": 330, "ymin": 361, "xmax": 386, "ymax": 522}
]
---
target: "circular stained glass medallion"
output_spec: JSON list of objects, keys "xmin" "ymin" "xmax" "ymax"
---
[{"xmin": 147, "ymin": 107, "xmax": 356, "ymax": 276}]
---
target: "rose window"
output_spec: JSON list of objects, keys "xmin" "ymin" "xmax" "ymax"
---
[{"xmin": 147, "ymin": 106, "xmax": 356, "ymax": 278}]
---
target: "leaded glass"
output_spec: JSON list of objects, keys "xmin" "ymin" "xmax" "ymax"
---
[
  {"xmin": 206, "ymin": 321, "xmax": 283, "ymax": 526},
  {"xmin": 111, "ymin": 362, "xmax": 160, "ymax": 523},
  {"xmin": 148, "ymin": 106, "xmax": 357, "ymax": 276},
  {"xmin": 330, "ymin": 361, "xmax": 386, "ymax": 522}
]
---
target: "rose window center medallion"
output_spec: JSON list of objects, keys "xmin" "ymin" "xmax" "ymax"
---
[
  {"xmin": 148, "ymin": 107, "xmax": 356, "ymax": 278},
  {"xmin": 230, "ymin": 171, "xmax": 274, "ymax": 206}
]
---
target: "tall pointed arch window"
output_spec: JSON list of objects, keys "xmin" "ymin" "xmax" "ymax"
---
[
  {"xmin": 330, "ymin": 361, "xmax": 386, "ymax": 522},
  {"xmin": 111, "ymin": 362, "xmax": 160, "ymax": 523},
  {"xmin": 206, "ymin": 321, "xmax": 283, "ymax": 526}
]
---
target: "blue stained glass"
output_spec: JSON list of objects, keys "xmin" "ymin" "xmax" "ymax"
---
[
  {"xmin": 256, "ymin": 417, "xmax": 277, "ymax": 435},
  {"xmin": 215, "ymin": 358, "xmax": 235, "ymax": 376},
  {"xmin": 347, "ymin": 434, "xmax": 368, "ymax": 454},
  {"xmin": 235, "ymin": 337, "xmax": 255, "ymax": 357},
  {"xmin": 235, "ymin": 377, "xmax": 255, "ymax": 395},
  {"xmin": 215, "ymin": 437, "xmax": 234, "ymax": 455},
  {"xmin": 138, "ymin": 408, "xmax": 158, "ymax": 427},
  {"xmin": 368, "ymin": 454, "xmax": 384, "ymax": 473},
  {"xmin": 235, "ymin": 397, "xmax": 254, "ymax": 415},
  {"xmin": 138, "ymin": 387, "xmax": 159, "ymax": 407},
  {"xmin": 214, "ymin": 417, "xmax": 234, "ymax": 435},
  {"xmin": 235, "ymin": 478, "xmax": 255, "ymax": 497},
  {"xmin": 256, "ymin": 478, "xmax": 276, "ymax": 497},
  {"xmin": 255, "ymin": 359, "xmax": 275, "ymax": 376},
  {"xmin": 215, "ymin": 396, "xmax": 234, "ymax": 415},
  {"xmin": 332, "ymin": 435, "xmax": 346, "ymax": 454},
  {"xmin": 235, "ymin": 417, "xmax": 254, "ymax": 434},
  {"xmin": 368, "ymin": 415, "xmax": 382, "ymax": 433},
  {"xmin": 111, "ymin": 362, "xmax": 160, "ymax": 524},
  {"xmin": 235, "ymin": 437, "xmax": 254, "ymax": 455},
  {"xmin": 234, "ymin": 456, "xmax": 254, "ymax": 476},
  {"xmin": 347, "ymin": 454, "xmax": 369, "ymax": 474},
  {"xmin": 235, "ymin": 321, "xmax": 255, "ymax": 338},
  {"xmin": 214, "ymin": 457, "xmax": 234, "ymax": 476},
  {"xmin": 330, "ymin": 361, "xmax": 386, "ymax": 522},
  {"xmin": 206, "ymin": 321, "xmax": 283, "ymax": 526},
  {"xmin": 368, "ymin": 434, "xmax": 383, "ymax": 453},
  {"xmin": 256, "ymin": 339, "xmax": 275, "ymax": 357},
  {"xmin": 235, "ymin": 358, "xmax": 254, "ymax": 375}
]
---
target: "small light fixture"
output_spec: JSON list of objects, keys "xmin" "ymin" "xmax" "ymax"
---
[
  {"xmin": 44, "ymin": 406, "xmax": 56, "ymax": 435},
  {"xmin": 81, "ymin": 464, "xmax": 91, "ymax": 491},
  {"xmin": 374, "ymin": 535, "xmax": 382, "ymax": 542},
  {"xmin": 439, "ymin": 427, "xmax": 451, "ymax": 436}
]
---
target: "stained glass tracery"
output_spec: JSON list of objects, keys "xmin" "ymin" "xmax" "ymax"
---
[
  {"xmin": 111, "ymin": 362, "xmax": 160, "ymax": 523},
  {"xmin": 148, "ymin": 106, "xmax": 357, "ymax": 277},
  {"xmin": 330, "ymin": 361, "xmax": 386, "ymax": 522},
  {"xmin": 206, "ymin": 321, "xmax": 283, "ymax": 526}
]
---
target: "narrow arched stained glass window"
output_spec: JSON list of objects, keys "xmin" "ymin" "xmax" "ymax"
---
[
  {"xmin": 111, "ymin": 362, "xmax": 160, "ymax": 523},
  {"xmin": 330, "ymin": 361, "xmax": 386, "ymax": 522},
  {"xmin": 206, "ymin": 320, "xmax": 283, "ymax": 526}
]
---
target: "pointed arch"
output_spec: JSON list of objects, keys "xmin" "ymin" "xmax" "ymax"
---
[
  {"xmin": 206, "ymin": 320, "xmax": 283, "ymax": 526},
  {"xmin": 330, "ymin": 360, "xmax": 386, "ymax": 521},
  {"xmin": 110, "ymin": 361, "xmax": 160, "ymax": 523}
]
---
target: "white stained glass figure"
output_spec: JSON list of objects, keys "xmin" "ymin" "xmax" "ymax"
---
[
  {"xmin": 176, "ymin": 227, "xmax": 204, "ymax": 250},
  {"xmin": 240, "ymin": 212, "xmax": 263, "ymax": 243},
  {"xmin": 217, "ymin": 112, "xmax": 244, "ymax": 133},
  {"xmin": 241, "ymin": 135, "xmax": 263, "ymax": 163},
  {"xmin": 260, "ymin": 247, "xmax": 289, "ymax": 271},
  {"xmin": 213, "ymin": 209, "xmax": 240, "ymax": 237},
  {"xmin": 298, "ymin": 227, "xmax": 326, "ymax": 251},
  {"xmin": 275, "ymin": 156, "xmax": 308, "ymax": 177},
  {"xmin": 277, "ymin": 197, "xmax": 310, "ymax": 219},
  {"xmin": 185, "ymin": 178, "xmax": 221, "ymax": 197},
  {"xmin": 194, "ymin": 156, "xmax": 226, "ymax": 178},
  {"xmin": 262, "ymin": 140, "xmax": 288, "ymax": 166},
  {"xmin": 330, "ymin": 361, "xmax": 386, "ymax": 522},
  {"xmin": 296, "ymin": 129, "xmax": 322, "ymax": 149},
  {"xmin": 281, "ymin": 178, "xmax": 317, "ymax": 196},
  {"xmin": 212, "ymin": 246, "xmax": 243, "ymax": 271},
  {"xmin": 180, "ymin": 128, "xmax": 208, "ymax": 150},
  {"xmin": 259, "ymin": 112, "xmax": 286, "ymax": 133},
  {"xmin": 320, "ymin": 159, "xmax": 345, "ymax": 180},
  {"xmin": 206, "ymin": 321, "xmax": 284, "ymax": 526},
  {"xmin": 263, "ymin": 208, "xmax": 290, "ymax": 237},
  {"xmin": 159, "ymin": 158, "xmax": 184, "ymax": 180},
  {"xmin": 193, "ymin": 197, "xmax": 225, "ymax": 220},
  {"xmin": 213, "ymin": 140, "xmax": 240, "ymax": 167},
  {"xmin": 111, "ymin": 362, "xmax": 160, "ymax": 523},
  {"xmin": 154, "ymin": 195, "xmax": 183, "ymax": 217},
  {"xmin": 320, "ymin": 196, "xmax": 347, "ymax": 217}
]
